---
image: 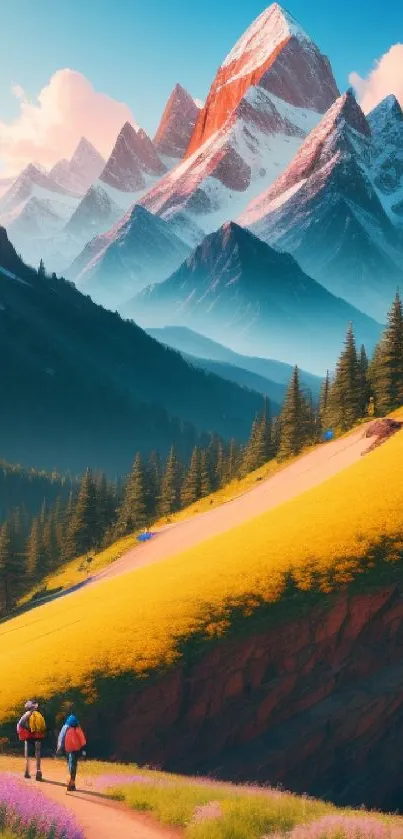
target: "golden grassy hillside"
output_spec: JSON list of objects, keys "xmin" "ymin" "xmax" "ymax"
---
[{"xmin": 1, "ymin": 426, "xmax": 403, "ymax": 722}]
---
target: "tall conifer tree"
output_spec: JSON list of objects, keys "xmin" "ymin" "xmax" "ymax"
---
[
  {"xmin": 200, "ymin": 449, "xmax": 212, "ymax": 497},
  {"xmin": 278, "ymin": 366, "xmax": 307, "ymax": 458},
  {"xmin": 370, "ymin": 292, "xmax": 403, "ymax": 414},
  {"xmin": 64, "ymin": 468, "xmax": 98, "ymax": 557},
  {"xmin": 327, "ymin": 324, "xmax": 361, "ymax": 430},
  {"xmin": 181, "ymin": 448, "xmax": 201, "ymax": 507},
  {"xmin": 158, "ymin": 447, "xmax": 181, "ymax": 517},
  {"xmin": 116, "ymin": 454, "xmax": 147, "ymax": 535}
]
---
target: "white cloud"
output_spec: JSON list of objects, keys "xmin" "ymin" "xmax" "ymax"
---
[
  {"xmin": 0, "ymin": 69, "xmax": 138, "ymax": 175},
  {"xmin": 349, "ymin": 44, "xmax": 403, "ymax": 113}
]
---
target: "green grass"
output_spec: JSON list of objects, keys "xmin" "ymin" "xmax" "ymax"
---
[{"xmin": 72, "ymin": 760, "xmax": 403, "ymax": 839}]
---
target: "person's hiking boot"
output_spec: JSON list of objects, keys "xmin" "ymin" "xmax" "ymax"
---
[
  {"xmin": 24, "ymin": 771, "xmax": 31, "ymax": 779},
  {"xmin": 35, "ymin": 770, "xmax": 42, "ymax": 782}
]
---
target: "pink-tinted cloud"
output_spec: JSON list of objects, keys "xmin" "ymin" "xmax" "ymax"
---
[
  {"xmin": 349, "ymin": 44, "xmax": 403, "ymax": 113},
  {"xmin": 0, "ymin": 69, "xmax": 138, "ymax": 175}
]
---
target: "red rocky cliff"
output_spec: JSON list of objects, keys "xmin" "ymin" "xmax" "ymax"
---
[{"xmin": 90, "ymin": 585, "xmax": 403, "ymax": 811}]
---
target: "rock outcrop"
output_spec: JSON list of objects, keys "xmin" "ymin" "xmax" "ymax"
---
[
  {"xmin": 87, "ymin": 583, "xmax": 403, "ymax": 811},
  {"xmin": 154, "ymin": 84, "xmax": 201, "ymax": 161}
]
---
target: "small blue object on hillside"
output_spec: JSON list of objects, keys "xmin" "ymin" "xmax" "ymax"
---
[
  {"xmin": 137, "ymin": 532, "xmax": 156, "ymax": 542},
  {"xmin": 323, "ymin": 429, "xmax": 334, "ymax": 442}
]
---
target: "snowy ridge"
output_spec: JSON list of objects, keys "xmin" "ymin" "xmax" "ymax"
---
[
  {"xmin": 70, "ymin": 204, "xmax": 190, "ymax": 309},
  {"xmin": 239, "ymin": 91, "xmax": 403, "ymax": 318},
  {"xmin": 142, "ymin": 89, "xmax": 322, "ymax": 240}
]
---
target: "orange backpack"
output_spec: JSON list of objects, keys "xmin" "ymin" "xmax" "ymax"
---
[{"xmin": 64, "ymin": 726, "xmax": 86, "ymax": 753}]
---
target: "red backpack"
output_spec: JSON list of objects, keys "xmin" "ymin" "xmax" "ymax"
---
[{"xmin": 65, "ymin": 726, "xmax": 86, "ymax": 753}]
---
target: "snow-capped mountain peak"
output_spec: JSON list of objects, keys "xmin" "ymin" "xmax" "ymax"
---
[
  {"xmin": 221, "ymin": 3, "xmax": 311, "ymax": 72},
  {"xmin": 239, "ymin": 90, "xmax": 403, "ymax": 320},
  {"xmin": 368, "ymin": 95, "xmax": 403, "ymax": 223},
  {"xmin": 368, "ymin": 94, "xmax": 403, "ymax": 133},
  {"xmin": 69, "ymin": 203, "xmax": 190, "ymax": 309},
  {"xmin": 141, "ymin": 5, "xmax": 339, "ymax": 245},
  {"xmin": 51, "ymin": 136, "xmax": 105, "ymax": 195}
]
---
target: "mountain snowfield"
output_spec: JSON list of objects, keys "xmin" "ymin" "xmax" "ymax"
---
[{"xmin": 240, "ymin": 90, "xmax": 403, "ymax": 318}]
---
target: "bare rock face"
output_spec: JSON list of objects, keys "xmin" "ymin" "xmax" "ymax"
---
[
  {"xmin": 84, "ymin": 585, "xmax": 403, "ymax": 811},
  {"xmin": 187, "ymin": 3, "xmax": 339, "ymax": 157},
  {"xmin": 154, "ymin": 84, "xmax": 201, "ymax": 160},
  {"xmin": 100, "ymin": 122, "xmax": 167, "ymax": 193}
]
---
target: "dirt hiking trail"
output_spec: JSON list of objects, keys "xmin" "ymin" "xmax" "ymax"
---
[
  {"xmin": 22, "ymin": 764, "xmax": 180, "ymax": 839},
  {"xmin": 92, "ymin": 428, "xmax": 375, "ymax": 586}
]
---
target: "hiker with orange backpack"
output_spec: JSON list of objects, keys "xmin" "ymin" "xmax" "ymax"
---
[
  {"xmin": 56, "ymin": 714, "xmax": 87, "ymax": 791},
  {"xmin": 16, "ymin": 700, "xmax": 46, "ymax": 781}
]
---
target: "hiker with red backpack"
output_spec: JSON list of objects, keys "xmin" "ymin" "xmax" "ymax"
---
[
  {"xmin": 56, "ymin": 714, "xmax": 87, "ymax": 792},
  {"xmin": 16, "ymin": 700, "xmax": 46, "ymax": 781}
]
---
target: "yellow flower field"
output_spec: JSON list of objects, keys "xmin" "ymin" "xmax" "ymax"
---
[{"xmin": 1, "ymin": 426, "xmax": 403, "ymax": 722}]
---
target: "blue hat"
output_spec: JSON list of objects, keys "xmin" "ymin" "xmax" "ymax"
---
[{"xmin": 66, "ymin": 714, "xmax": 79, "ymax": 727}]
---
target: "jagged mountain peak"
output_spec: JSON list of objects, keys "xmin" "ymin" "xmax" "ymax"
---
[
  {"xmin": 222, "ymin": 2, "xmax": 311, "ymax": 71},
  {"xmin": 368, "ymin": 95, "xmax": 403, "ymax": 134},
  {"xmin": 100, "ymin": 119, "xmax": 166, "ymax": 193},
  {"xmin": 154, "ymin": 84, "xmax": 201, "ymax": 160},
  {"xmin": 240, "ymin": 90, "xmax": 370, "ymax": 226}
]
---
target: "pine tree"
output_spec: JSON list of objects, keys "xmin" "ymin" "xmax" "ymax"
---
[
  {"xmin": 26, "ymin": 517, "xmax": 43, "ymax": 579},
  {"xmin": 278, "ymin": 366, "xmax": 307, "ymax": 459},
  {"xmin": 38, "ymin": 258, "xmax": 46, "ymax": 276},
  {"xmin": 63, "ymin": 468, "xmax": 98, "ymax": 557},
  {"xmin": 319, "ymin": 371, "xmax": 330, "ymax": 422},
  {"xmin": 116, "ymin": 454, "xmax": 148, "ymax": 536},
  {"xmin": 224, "ymin": 439, "xmax": 241, "ymax": 484},
  {"xmin": 0, "ymin": 522, "xmax": 13, "ymax": 612},
  {"xmin": 214, "ymin": 442, "xmax": 226, "ymax": 490},
  {"xmin": 42, "ymin": 511, "xmax": 58, "ymax": 571},
  {"xmin": 358, "ymin": 345, "xmax": 370, "ymax": 415},
  {"xmin": 301, "ymin": 389, "xmax": 318, "ymax": 443},
  {"xmin": 241, "ymin": 407, "xmax": 273, "ymax": 475},
  {"xmin": 200, "ymin": 449, "xmax": 212, "ymax": 497},
  {"xmin": 146, "ymin": 451, "xmax": 161, "ymax": 520},
  {"xmin": 370, "ymin": 292, "xmax": 403, "ymax": 414},
  {"xmin": 52, "ymin": 497, "xmax": 65, "ymax": 554},
  {"xmin": 94, "ymin": 472, "xmax": 116, "ymax": 540},
  {"xmin": 181, "ymin": 447, "xmax": 201, "ymax": 507},
  {"xmin": 158, "ymin": 447, "xmax": 181, "ymax": 517},
  {"xmin": 206, "ymin": 435, "xmax": 221, "ymax": 491},
  {"xmin": 327, "ymin": 325, "xmax": 362, "ymax": 431}
]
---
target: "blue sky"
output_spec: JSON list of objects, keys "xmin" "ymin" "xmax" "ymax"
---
[{"xmin": 0, "ymin": 0, "xmax": 401, "ymax": 136}]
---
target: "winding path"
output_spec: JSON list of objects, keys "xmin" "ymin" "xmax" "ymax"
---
[
  {"xmin": 91, "ymin": 427, "xmax": 375, "ymax": 588},
  {"xmin": 24, "ymin": 765, "xmax": 179, "ymax": 839}
]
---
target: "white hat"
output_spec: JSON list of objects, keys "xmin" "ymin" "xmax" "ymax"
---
[{"xmin": 24, "ymin": 700, "xmax": 38, "ymax": 711}]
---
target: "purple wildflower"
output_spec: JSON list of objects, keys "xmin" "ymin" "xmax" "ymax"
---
[{"xmin": 0, "ymin": 773, "xmax": 84, "ymax": 839}]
